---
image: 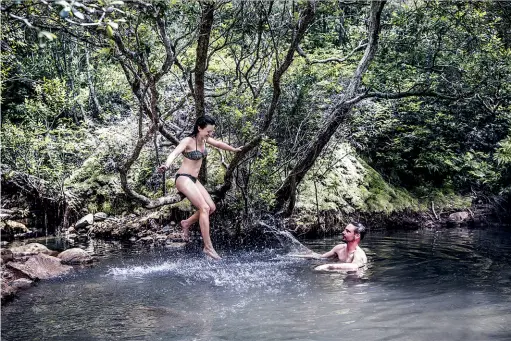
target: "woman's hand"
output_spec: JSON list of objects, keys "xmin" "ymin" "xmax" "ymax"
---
[
  {"xmin": 233, "ymin": 147, "xmax": 243, "ymax": 152},
  {"xmin": 157, "ymin": 165, "xmax": 168, "ymax": 173}
]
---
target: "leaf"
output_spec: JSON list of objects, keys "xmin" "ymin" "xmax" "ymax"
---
[
  {"xmin": 106, "ymin": 25, "xmax": 114, "ymax": 38},
  {"xmin": 107, "ymin": 21, "xmax": 118, "ymax": 30},
  {"xmin": 38, "ymin": 31, "xmax": 57, "ymax": 41},
  {"xmin": 55, "ymin": 0, "xmax": 70, "ymax": 7},
  {"xmin": 72, "ymin": 9, "xmax": 85, "ymax": 20}
]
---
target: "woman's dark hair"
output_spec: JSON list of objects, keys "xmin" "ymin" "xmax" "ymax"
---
[
  {"xmin": 352, "ymin": 222, "xmax": 367, "ymax": 240},
  {"xmin": 189, "ymin": 115, "xmax": 216, "ymax": 137}
]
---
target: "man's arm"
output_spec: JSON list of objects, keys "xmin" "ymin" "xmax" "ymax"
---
[
  {"xmin": 320, "ymin": 244, "xmax": 344, "ymax": 259},
  {"xmin": 314, "ymin": 263, "xmax": 360, "ymax": 271},
  {"xmin": 289, "ymin": 252, "xmax": 322, "ymax": 259}
]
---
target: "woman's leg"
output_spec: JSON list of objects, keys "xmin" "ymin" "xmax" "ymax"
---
[
  {"xmin": 180, "ymin": 181, "xmax": 216, "ymax": 238},
  {"xmin": 175, "ymin": 177, "xmax": 220, "ymax": 259}
]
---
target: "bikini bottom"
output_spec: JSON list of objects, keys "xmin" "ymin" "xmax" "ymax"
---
[{"xmin": 175, "ymin": 173, "xmax": 197, "ymax": 183}]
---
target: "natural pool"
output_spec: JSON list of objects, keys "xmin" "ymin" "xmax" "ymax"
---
[{"xmin": 2, "ymin": 225, "xmax": 511, "ymax": 341}]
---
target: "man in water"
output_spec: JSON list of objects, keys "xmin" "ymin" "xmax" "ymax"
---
[{"xmin": 295, "ymin": 222, "xmax": 367, "ymax": 271}]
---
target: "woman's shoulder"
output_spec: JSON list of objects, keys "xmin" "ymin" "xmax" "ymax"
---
[{"xmin": 181, "ymin": 136, "xmax": 194, "ymax": 144}]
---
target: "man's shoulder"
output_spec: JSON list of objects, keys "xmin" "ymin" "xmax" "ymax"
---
[
  {"xmin": 354, "ymin": 246, "xmax": 367, "ymax": 263},
  {"xmin": 355, "ymin": 245, "xmax": 366, "ymax": 254},
  {"xmin": 334, "ymin": 243, "xmax": 347, "ymax": 250}
]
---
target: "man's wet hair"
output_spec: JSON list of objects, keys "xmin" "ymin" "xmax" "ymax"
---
[{"xmin": 352, "ymin": 222, "xmax": 366, "ymax": 240}]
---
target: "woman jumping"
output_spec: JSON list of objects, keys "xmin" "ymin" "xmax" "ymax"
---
[{"xmin": 158, "ymin": 115, "xmax": 241, "ymax": 259}]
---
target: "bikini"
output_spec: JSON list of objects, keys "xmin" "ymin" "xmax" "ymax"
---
[{"xmin": 175, "ymin": 138, "xmax": 208, "ymax": 183}]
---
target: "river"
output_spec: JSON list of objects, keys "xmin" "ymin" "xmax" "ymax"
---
[{"xmin": 2, "ymin": 224, "xmax": 511, "ymax": 340}]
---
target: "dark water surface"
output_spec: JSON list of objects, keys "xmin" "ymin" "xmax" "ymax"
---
[{"xmin": 2, "ymin": 225, "xmax": 511, "ymax": 341}]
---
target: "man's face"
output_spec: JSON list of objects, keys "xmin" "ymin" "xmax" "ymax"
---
[{"xmin": 342, "ymin": 224, "xmax": 359, "ymax": 242}]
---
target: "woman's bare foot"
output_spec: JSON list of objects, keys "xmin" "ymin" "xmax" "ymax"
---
[
  {"xmin": 180, "ymin": 220, "xmax": 190, "ymax": 241},
  {"xmin": 203, "ymin": 247, "xmax": 221, "ymax": 260}
]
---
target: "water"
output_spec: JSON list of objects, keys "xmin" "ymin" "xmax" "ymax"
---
[{"xmin": 2, "ymin": 226, "xmax": 511, "ymax": 341}]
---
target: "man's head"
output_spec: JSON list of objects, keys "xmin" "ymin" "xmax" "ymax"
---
[{"xmin": 342, "ymin": 222, "xmax": 366, "ymax": 243}]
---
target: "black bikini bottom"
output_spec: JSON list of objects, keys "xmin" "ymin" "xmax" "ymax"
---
[{"xmin": 175, "ymin": 173, "xmax": 197, "ymax": 183}]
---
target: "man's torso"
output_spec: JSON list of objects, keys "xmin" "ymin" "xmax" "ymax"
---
[{"xmin": 335, "ymin": 244, "xmax": 367, "ymax": 266}]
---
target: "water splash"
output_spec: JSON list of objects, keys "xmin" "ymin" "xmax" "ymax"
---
[
  {"xmin": 106, "ymin": 251, "xmax": 306, "ymax": 293},
  {"xmin": 258, "ymin": 220, "xmax": 312, "ymax": 254}
]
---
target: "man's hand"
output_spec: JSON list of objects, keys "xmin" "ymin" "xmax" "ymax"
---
[{"xmin": 314, "ymin": 263, "xmax": 360, "ymax": 271}]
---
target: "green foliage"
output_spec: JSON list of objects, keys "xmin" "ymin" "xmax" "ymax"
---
[
  {"xmin": 1, "ymin": 121, "xmax": 91, "ymax": 189},
  {"xmin": 249, "ymin": 138, "xmax": 279, "ymax": 207},
  {"xmin": 495, "ymin": 135, "xmax": 511, "ymax": 165},
  {"xmin": 14, "ymin": 78, "xmax": 74, "ymax": 128}
]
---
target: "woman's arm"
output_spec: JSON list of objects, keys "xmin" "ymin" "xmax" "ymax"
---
[
  {"xmin": 157, "ymin": 138, "xmax": 190, "ymax": 173},
  {"xmin": 206, "ymin": 137, "xmax": 242, "ymax": 152}
]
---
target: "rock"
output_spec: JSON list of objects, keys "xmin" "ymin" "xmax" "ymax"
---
[
  {"xmin": 140, "ymin": 236, "xmax": 154, "ymax": 243},
  {"xmin": 448, "ymin": 211, "xmax": 470, "ymax": 223},
  {"xmin": 1, "ymin": 241, "xmax": 9, "ymax": 247},
  {"xmin": 7, "ymin": 253, "xmax": 73, "ymax": 280},
  {"xmin": 75, "ymin": 213, "xmax": 94, "ymax": 230},
  {"xmin": 1, "ymin": 282, "xmax": 17, "ymax": 303},
  {"xmin": 1, "ymin": 248, "xmax": 14, "ymax": 263},
  {"xmin": 11, "ymin": 278, "xmax": 33, "ymax": 290},
  {"xmin": 66, "ymin": 233, "xmax": 77, "ymax": 239},
  {"xmin": 57, "ymin": 248, "xmax": 93, "ymax": 265},
  {"xmin": 93, "ymin": 212, "xmax": 108, "ymax": 222},
  {"xmin": 10, "ymin": 243, "xmax": 52, "ymax": 256},
  {"xmin": 155, "ymin": 234, "xmax": 168, "ymax": 240},
  {"xmin": 4, "ymin": 220, "xmax": 29, "ymax": 233},
  {"xmin": 168, "ymin": 233, "xmax": 184, "ymax": 240},
  {"xmin": 67, "ymin": 226, "xmax": 77, "ymax": 234}
]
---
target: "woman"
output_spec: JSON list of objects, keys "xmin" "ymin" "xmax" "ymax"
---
[{"xmin": 158, "ymin": 115, "xmax": 241, "ymax": 259}]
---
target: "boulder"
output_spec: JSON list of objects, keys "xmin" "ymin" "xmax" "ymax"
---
[
  {"xmin": 4, "ymin": 220, "xmax": 29, "ymax": 233},
  {"xmin": 57, "ymin": 248, "xmax": 93, "ymax": 265},
  {"xmin": 75, "ymin": 213, "xmax": 94, "ymax": 230},
  {"xmin": 11, "ymin": 278, "xmax": 33, "ymax": 290},
  {"xmin": 10, "ymin": 243, "xmax": 52, "ymax": 256},
  {"xmin": 1, "ymin": 282, "xmax": 17, "ymax": 303},
  {"xmin": 93, "ymin": 212, "xmax": 108, "ymax": 222},
  {"xmin": 6, "ymin": 253, "xmax": 72, "ymax": 280},
  {"xmin": 1, "ymin": 248, "xmax": 14, "ymax": 263},
  {"xmin": 448, "ymin": 211, "xmax": 470, "ymax": 223}
]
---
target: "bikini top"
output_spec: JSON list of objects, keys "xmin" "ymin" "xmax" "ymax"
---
[{"xmin": 182, "ymin": 137, "xmax": 208, "ymax": 160}]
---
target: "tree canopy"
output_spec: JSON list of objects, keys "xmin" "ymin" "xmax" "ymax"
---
[{"xmin": 2, "ymin": 0, "xmax": 510, "ymax": 224}]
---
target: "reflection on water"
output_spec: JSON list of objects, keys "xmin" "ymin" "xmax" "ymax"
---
[{"xmin": 2, "ymin": 226, "xmax": 511, "ymax": 341}]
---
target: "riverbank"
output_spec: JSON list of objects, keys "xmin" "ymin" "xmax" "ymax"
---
[{"xmin": 2, "ymin": 198, "xmax": 507, "ymax": 306}]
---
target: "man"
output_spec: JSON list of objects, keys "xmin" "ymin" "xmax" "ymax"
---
[{"xmin": 294, "ymin": 222, "xmax": 367, "ymax": 271}]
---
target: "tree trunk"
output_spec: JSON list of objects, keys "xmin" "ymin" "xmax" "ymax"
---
[
  {"xmin": 195, "ymin": 2, "xmax": 215, "ymax": 183},
  {"xmin": 85, "ymin": 48, "xmax": 102, "ymax": 120},
  {"xmin": 212, "ymin": 1, "xmax": 317, "ymax": 201},
  {"xmin": 194, "ymin": 1, "xmax": 215, "ymax": 118},
  {"xmin": 274, "ymin": 104, "xmax": 352, "ymax": 213},
  {"xmin": 274, "ymin": 1, "xmax": 386, "ymax": 214}
]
